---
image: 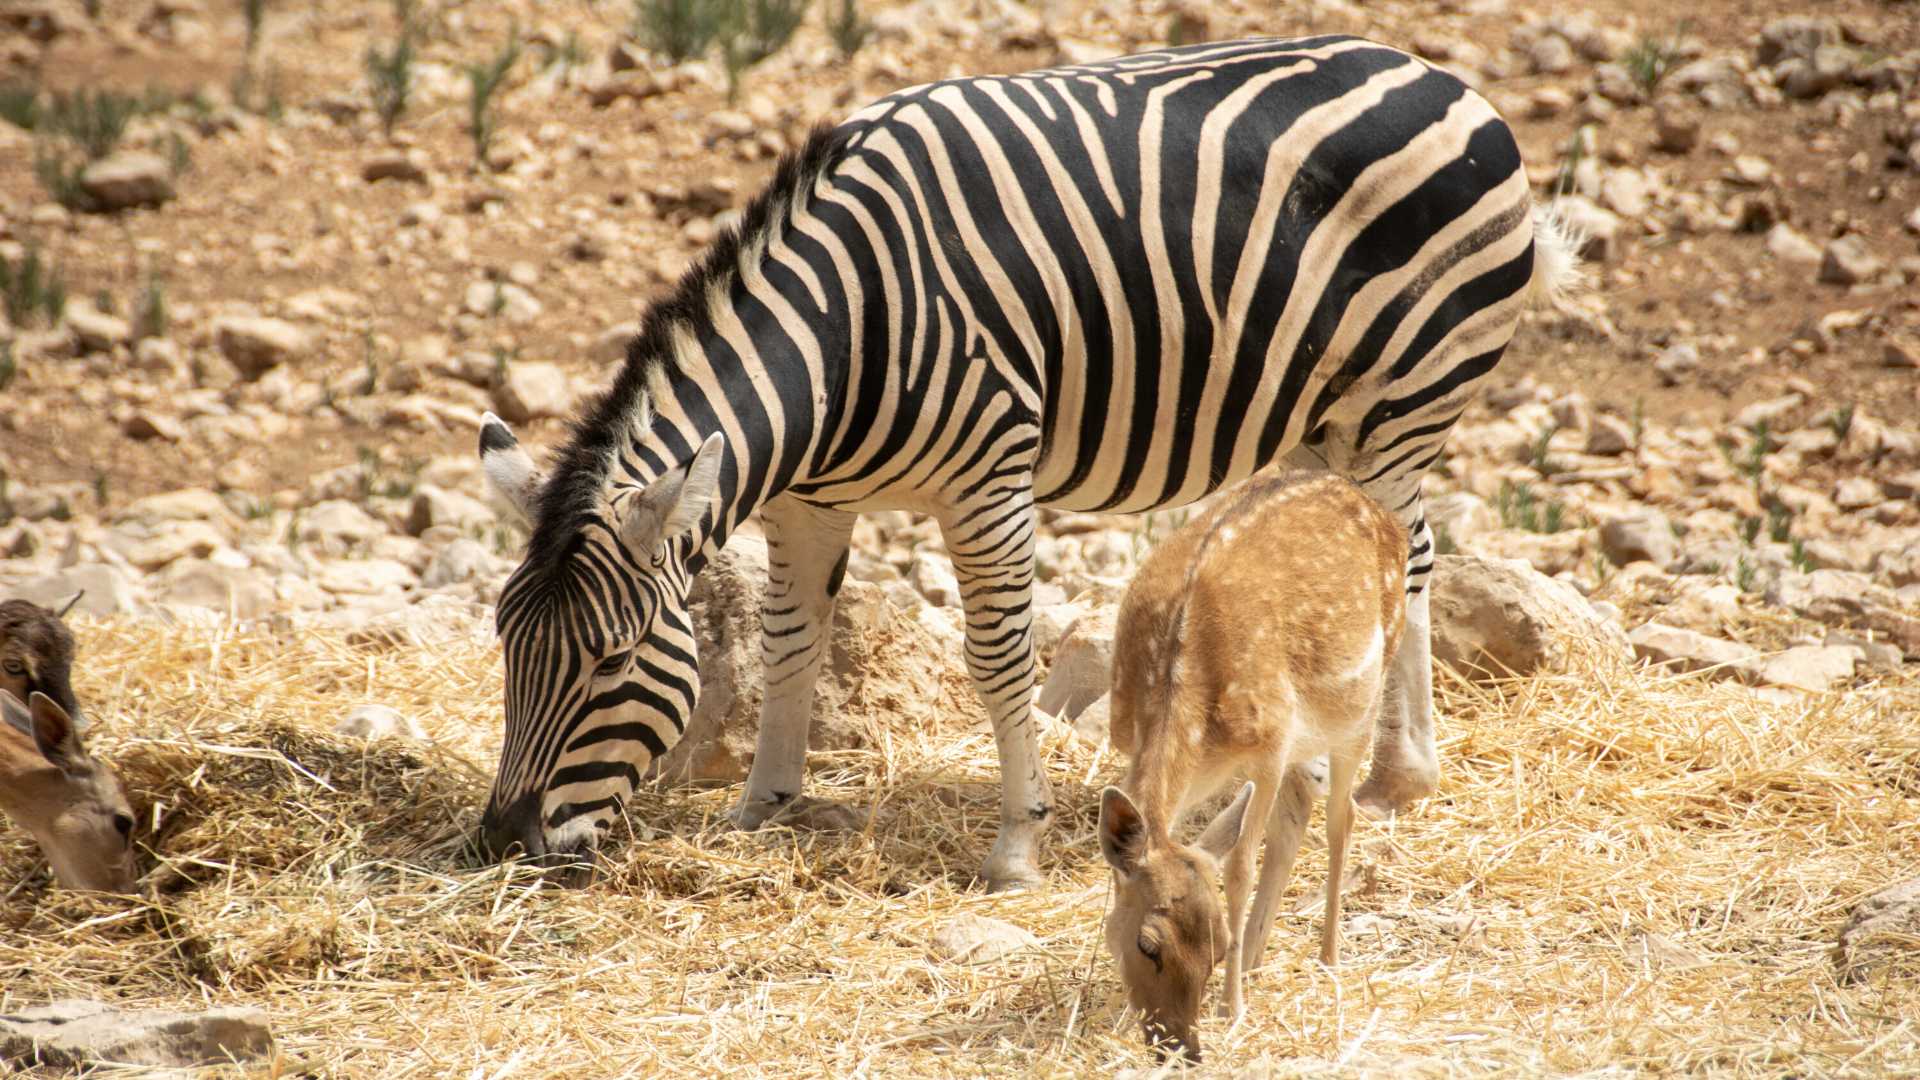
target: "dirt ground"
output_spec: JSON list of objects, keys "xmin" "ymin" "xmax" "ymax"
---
[{"xmin": 1, "ymin": 0, "xmax": 1915, "ymax": 505}]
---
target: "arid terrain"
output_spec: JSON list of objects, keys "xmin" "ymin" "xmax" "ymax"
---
[{"xmin": 0, "ymin": 0, "xmax": 1917, "ymax": 1075}]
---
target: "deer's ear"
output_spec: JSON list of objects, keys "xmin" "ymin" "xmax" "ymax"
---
[
  {"xmin": 479, "ymin": 412, "xmax": 543, "ymax": 526},
  {"xmin": 26, "ymin": 692, "xmax": 85, "ymax": 776},
  {"xmin": 619, "ymin": 433, "xmax": 726, "ymax": 556},
  {"xmin": 1195, "ymin": 781, "xmax": 1254, "ymax": 863},
  {"xmin": 1099, "ymin": 786, "xmax": 1146, "ymax": 877}
]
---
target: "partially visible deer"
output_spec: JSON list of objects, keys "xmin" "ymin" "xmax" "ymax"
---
[
  {"xmin": 1098, "ymin": 472, "xmax": 1408, "ymax": 1062},
  {"xmin": 0, "ymin": 597, "xmax": 138, "ymax": 893}
]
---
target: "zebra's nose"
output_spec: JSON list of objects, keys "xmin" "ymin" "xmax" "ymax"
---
[{"xmin": 479, "ymin": 790, "xmax": 545, "ymax": 862}]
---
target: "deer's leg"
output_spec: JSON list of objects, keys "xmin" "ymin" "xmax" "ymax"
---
[
  {"xmin": 1321, "ymin": 737, "xmax": 1366, "ymax": 967},
  {"xmin": 941, "ymin": 491, "xmax": 1051, "ymax": 892},
  {"xmin": 1218, "ymin": 773, "xmax": 1279, "ymax": 1021},
  {"xmin": 1239, "ymin": 761, "xmax": 1319, "ymax": 972},
  {"xmin": 732, "ymin": 497, "xmax": 860, "ymax": 832}
]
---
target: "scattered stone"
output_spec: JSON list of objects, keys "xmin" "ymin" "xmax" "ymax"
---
[
  {"xmin": 5, "ymin": 565, "xmax": 139, "ymax": 617},
  {"xmin": 491, "ymin": 361, "xmax": 572, "ymax": 423},
  {"xmin": 421, "ymin": 538, "xmax": 500, "ymax": 589},
  {"xmin": 78, "ymin": 151, "xmax": 174, "ymax": 210},
  {"xmin": 313, "ymin": 558, "xmax": 417, "ymax": 596},
  {"xmin": 928, "ymin": 914, "xmax": 1037, "ymax": 964},
  {"xmin": 1756, "ymin": 645, "xmax": 1855, "ymax": 693},
  {"xmin": 1833, "ymin": 477, "xmax": 1881, "ymax": 511},
  {"xmin": 908, "ymin": 549, "xmax": 961, "ymax": 608},
  {"xmin": 1651, "ymin": 101, "xmax": 1701, "ymax": 153},
  {"xmin": 335, "ymin": 704, "xmax": 427, "ymax": 741},
  {"xmin": 1526, "ymin": 86, "xmax": 1573, "ymax": 118},
  {"xmin": 122, "ymin": 409, "xmax": 186, "ymax": 442},
  {"xmin": 463, "ymin": 280, "xmax": 543, "ymax": 323},
  {"xmin": 1035, "ymin": 605, "xmax": 1116, "ymax": 722},
  {"xmin": 1766, "ymin": 224, "xmax": 1823, "ymax": 266},
  {"xmin": 1654, "ymin": 342, "xmax": 1700, "ymax": 385},
  {"xmin": 1628, "ymin": 622, "xmax": 1759, "ymax": 678},
  {"xmin": 1599, "ymin": 513, "xmax": 1680, "ymax": 567},
  {"xmin": 154, "ymin": 559, "xmax": 277, "ymax": 620},
  {"xmin": 215, "ymin": 316, "xmax": 310, "ymax": 379},
  {"xmin": 1599, "ymin": 168, "xmax": 1649, "ymax": 218},
  {"xmin": 1585, "ymin": 414, "xmax": 1636, "ymax": 456},
  {"xmin": 1819, "ymin": 235, "xmax": 1885, "ymax": 286},
  {"xmin": 0, "ymin": 1000, "xmax": 273, "ymax": 1069},
  {"xmin": 63, "ymin": 299, "xmax": 130, "ymax": 352},
  {"xmin": 405, "ymin": 485, "xmax": 494, "ymax": 536},
  {"xmin": 1885, "ymin": 339, "xmax": 1920, "ymax": 370},
  {"xmin": 362, "ymin": 152, "xmax": 428, "ymax": 184},
  {"xmin": 1835, "ymin": 877, "xmax": 1920, "ymax": 984},
  {"xmin": 1428, "ymin": 555, "xmax": 1630, "ymax": 680},
  {"xmin": 299, "ymin": 500, "xmax": 386, "ymax": 550}
]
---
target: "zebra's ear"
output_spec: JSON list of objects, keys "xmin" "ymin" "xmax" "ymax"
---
[
  {"xmin": 621, "ymin": 432, "xmax": 726, "ymax": 556},
  {"xmin": 479, "ymin": 412, "xmax": 543, "ymax": 526}
]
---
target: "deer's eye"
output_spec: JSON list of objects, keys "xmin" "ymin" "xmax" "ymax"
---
[
  {"xmin": 1137, "ymin": 934, "xmax": 1163, "ymax": 972},
  {"xmin": 594, "ymin": 651, "xmax": 631, "ymax": 679}
]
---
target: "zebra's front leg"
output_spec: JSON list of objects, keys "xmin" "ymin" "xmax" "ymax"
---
[
  {"xmin": 731, "ymin": 497, "xmax": 862, "ymax": 832},
  {"xmin": 940, "ymin": 497, "xmax": 1050, "ymax": 892}
]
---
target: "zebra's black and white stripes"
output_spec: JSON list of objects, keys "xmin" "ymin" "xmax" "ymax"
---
[{"xmin": 476, "ymin": 36, "xmax": 1581, "ymax": 884}]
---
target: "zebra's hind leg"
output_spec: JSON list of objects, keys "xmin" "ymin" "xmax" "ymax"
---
[
  {"xmin": 731, "ymin": 497, "xmax": 864, "ymax": 833},
  {"xmin": 941, "ymin": 492, "xmax": 1051, "ymax": 892},
  {"xmin": 1353, "ymin": 486, "xmax": 1439, "ymax": 817}
]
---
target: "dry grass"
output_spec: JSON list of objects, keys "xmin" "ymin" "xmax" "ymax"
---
[{"xmin": 2, "ymin": 617, "xmax": 1917, "ymax": 1077}]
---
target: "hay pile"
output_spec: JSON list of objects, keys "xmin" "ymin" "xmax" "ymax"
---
[{"xmin": 1, "ymin": 618, "xmax": 1916, "ymax": 1077}]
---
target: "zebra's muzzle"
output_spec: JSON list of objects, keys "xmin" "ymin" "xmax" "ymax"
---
[{"xmin": 479, "ymin": 789, "xmax": 546, "ymax": 862}]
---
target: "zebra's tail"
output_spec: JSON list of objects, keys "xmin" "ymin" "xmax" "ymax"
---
[{"xmin": 1527, "ymin": 201, "xmax": 1589, "ymax": 315}]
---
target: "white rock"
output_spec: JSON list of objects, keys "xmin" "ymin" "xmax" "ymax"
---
[
  {"xmin": 78, "ymin": 151, "xmax": 174, "ymax": 210},
  {"xmin": 908, "ymin": 548, "xmax": 961, "ymax": 607},
  {"xmin": 63, "ymin": 298, "xmax": 131, "ymax": 352},
  {"xmin": 406, "ymin": 485, "xmax": 495, "ymax": 536},
  {"xmin": 153, "ymin": 559, "xmax": 278, "ymax": 620},
  {"xmin": 5, "ymin": 564, "xmax": 139, "ymax": 617},
  {"xmin": 421, "ymin": 538, "xmax": 502, "ymax": 589},
  {"xmin": 1035, "ymin": 604, "xmax": 1116, "ymax": 721},
  {"xmin": 463, "ymin": 279, "xmax": 543, "ymax": 323},
  {"xmin": 335, "ymin": 704, "xmax": 428, "ymax": 741},
  {"xmin": 1598, "ymin": 512, "xmax": 1680, "ymax": 567},
  {"xmin": 491, "ymin": 361, "xmax": 572, "ymax": 423},
  {"xmin": 1429, "ymin": 555, "xmax": 1630, "ymax": 679},
  {"xmin": 928, "ymin": 913, "xmax": 1037, "ymax": 964},
  {"xmin": 0, "ymin": 1000, "xmax": 273, "ymax": 1069},
  {"xmin": 1766, "ymin": 224, "xmax": 1823, "ymax": 266},
  {"xmin": 104, "ymin": 519, "xmax": 229, "ymax": 571},
  {"xmin": 1628, "ymin": 622, "xmax": 1758, "ymax": 678},
  {"xmin": 313, "ymin": 558, "xmax": 417, "ymax": 595},
  {"xmin": 1836, "ymin": 877, "xmax": 1920, "ymax": 983},
  {"xmin": 215, "ymin": 315, "xmax": 311, "ymax": 379},
  {"xmin": 1819, "ymin": 235, "xmax": 1885, "ymax": 286},
  {"xmin": 298, "ymin": 500, "xmax": 387, "ymax": 551}
]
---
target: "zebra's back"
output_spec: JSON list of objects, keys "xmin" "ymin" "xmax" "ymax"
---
[{"xmin": 825, "ymin": 35, "xmax": 1535, "ymax": 514}]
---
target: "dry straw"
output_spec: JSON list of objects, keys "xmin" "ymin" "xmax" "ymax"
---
[{"xmin": 1, "ymin": 616, "xmax": 1915, "ymax": 1077}]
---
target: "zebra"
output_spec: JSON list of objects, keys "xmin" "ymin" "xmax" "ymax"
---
[{"xmin": 474, "ymin": 35, "xmax": 1582, "ymax": 889}]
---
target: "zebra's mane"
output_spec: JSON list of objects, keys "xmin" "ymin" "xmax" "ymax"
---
[{"xmin": 521, "ymin": 122, "xmax": 852, "ymax": 579}]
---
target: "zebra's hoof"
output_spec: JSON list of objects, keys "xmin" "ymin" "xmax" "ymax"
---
[
  {"xmin": 732, "ymin": 794, "xmax": 866, "ymax": 832},
  {"xmin": 1353, "ymin": 763, "xmax": 1437, "ymax": 819}
]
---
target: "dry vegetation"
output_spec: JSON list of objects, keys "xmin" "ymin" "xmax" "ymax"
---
[{"xmin": 1, "ymin": 619, "xmax": 1914, "ymax": 1076}]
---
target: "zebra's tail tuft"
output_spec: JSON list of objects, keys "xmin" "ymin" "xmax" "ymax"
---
[{"xmin": 1528, "ymin": 202, "xmax": 1590, "ymax": 315}]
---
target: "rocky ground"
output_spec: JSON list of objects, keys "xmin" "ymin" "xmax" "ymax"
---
[
  {"xmin": 1, "ymin": 4, "xmax": 1918, "ymax": 1071},
  {"xmin": 1, "ymin": 0, "xmax": 1917, "ymax": 702}
]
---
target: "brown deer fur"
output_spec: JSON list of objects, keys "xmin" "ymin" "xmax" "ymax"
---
[
  {"xmin": 1100, "ymin": 472, "xmax": 1408, "ymax": 1061},
  {"xmin": 0, "ymin": 600, "xmax": 136, "ymax": 894},
  {"xmin": 0, "ymin": 690, "xmax": 137, "ymax": 893}
]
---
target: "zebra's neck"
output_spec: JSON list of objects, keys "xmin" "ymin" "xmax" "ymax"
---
[{"xmin": 612, "ymin": 268, "xmax": 856, "ymax": 564}]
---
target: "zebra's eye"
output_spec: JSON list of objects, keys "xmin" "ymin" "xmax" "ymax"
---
[{"xmin": 594, "ymin": 651, "xmax": 632, "ymax": 679}]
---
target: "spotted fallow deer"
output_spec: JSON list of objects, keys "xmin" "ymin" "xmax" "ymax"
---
[
  {"xmin": 0, "ymin": 598, "xmax": 137, "ymax": 893},
  {"xmin": 1098, "ymin": 472, "xmax": 1408, "ymax": 1062}
]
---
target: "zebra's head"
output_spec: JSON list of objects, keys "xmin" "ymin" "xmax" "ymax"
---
[{"xmin": 474, "ymin": 412, "xmax": 726, "ymax": 864}]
